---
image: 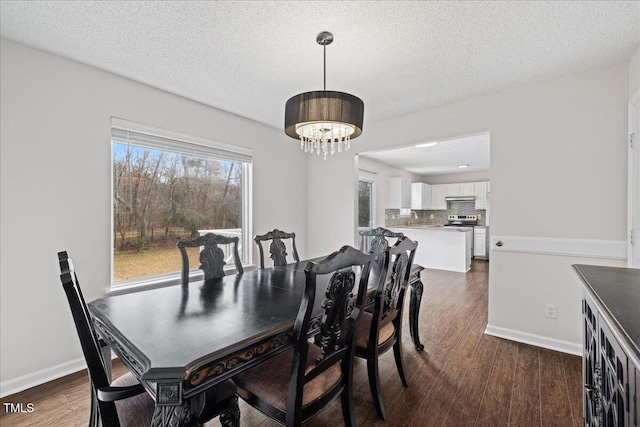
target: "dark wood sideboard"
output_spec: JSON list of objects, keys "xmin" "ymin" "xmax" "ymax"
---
[{"xmin": 574, "ymin": 264, "xmax": 640, "ymax": 427}]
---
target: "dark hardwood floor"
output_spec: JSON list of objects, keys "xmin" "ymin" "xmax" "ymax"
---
[{"xmin": 0, "ymin": 260, "xmax": 582, "ymax": 426}]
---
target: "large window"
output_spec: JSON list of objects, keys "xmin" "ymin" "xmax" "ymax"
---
[
  {"xmin": 358, "ymin": 169, "xmax": 376, "ymax": 229},
  {"xmin": 111, "ymin": 118, "xmax": 252, "ymax": 287},
  {"xmin": 358, "ymin": 181, "xmax": 374, "ymax": 228}
]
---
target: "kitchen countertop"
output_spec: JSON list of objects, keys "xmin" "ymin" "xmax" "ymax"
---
[
  {"xmin": 390, "ymin": 226, "xmax": 472, "ymax": 232},
  {"xmin": 573, "ymin": 264, "xmax": 640, "ymax": 359}
]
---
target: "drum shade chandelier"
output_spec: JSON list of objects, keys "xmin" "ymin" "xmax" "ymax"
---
[{"xmin": 284, "ymin": 31, "xmax": 364, "ymax": 159}]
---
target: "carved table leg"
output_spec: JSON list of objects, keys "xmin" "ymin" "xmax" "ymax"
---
[
  {"xmin": 151, "ymin": 382, "xmax": 201, "ymax": 427},
  {"xmin": 151, "ymin": 404, "xmax": 192, "ymax": 427},
  {"xmin": 409, "ymin": 269, "xmax": 425, "ymax": 351},
  {"xmin": 220, "ymin": 396, "xmax": 240, "ymax": 427}
]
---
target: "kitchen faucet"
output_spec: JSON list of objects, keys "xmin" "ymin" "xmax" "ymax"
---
[{"xmin": 408, "ymin": 210, "xmax": 419, "ymax": 226}]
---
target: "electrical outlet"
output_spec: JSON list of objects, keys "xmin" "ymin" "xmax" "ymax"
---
[
  {"xmin": 430, "ymin": 214, "xmax": 434, "ymax": 219},
  {"xmin": 545, "ymin": 304, "xmax": 557, "ymax": 319}
]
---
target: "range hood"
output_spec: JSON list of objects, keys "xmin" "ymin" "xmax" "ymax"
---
[{"xmin": 445, "ymin": 196, "xmax": 476, "ymax": 201}]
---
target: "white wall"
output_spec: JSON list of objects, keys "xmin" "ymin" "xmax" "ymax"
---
[
  {"xmin": 307, "ymin": 63, "xmax": 629, "ymax": 353},
  {"xmin": 0, "ymin": 38, "xmax": 308, "ymax": 390},
  {"xmin": 358, "ymin": 156, "xmax": 422, "ymax": 229},
  {"xmin": 630, "ymin": 45, "xmax": 640, "ymax": 98}
]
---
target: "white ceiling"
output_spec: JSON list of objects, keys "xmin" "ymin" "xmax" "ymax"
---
[
  {"xmin": 1, "ymin": 1, "xmax": 639, "ymax": 136},
  {"xmin": 360, "ymin": 133, "xmax": 490, "ymax": 176}
]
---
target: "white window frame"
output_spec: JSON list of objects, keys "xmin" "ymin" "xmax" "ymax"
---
[{"xmin": 109, "ymin": 118, "xmax": 253, "ymax": 293}]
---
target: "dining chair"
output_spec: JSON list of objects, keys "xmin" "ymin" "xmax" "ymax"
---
[
  {"xmin": 354, "ymin": 236, "xmax": 418, "ymax": 420},
  {"xmin": 358, "ymin": 227, "xmax": 405, "ymax": 262},
  {"xmin": 177, "ymin": 232, "xmax": 243, "ymax": 285},
  {"xmin": 57, "ymin": 251, "xmax": 240, "ymax": 427},
  {"xmin": 254, "ymin": 229, "xmax": 300, "ymax": 269},
  {"xmin": 233, "ymin": 245, "xmax": 374, "ymax": 427},
  {"xmin": 359, "ymin": 227, "xmax": 426, "ymax": 351}
]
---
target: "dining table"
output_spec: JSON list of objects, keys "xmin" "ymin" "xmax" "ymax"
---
[{"xmin": 88, "ymin": 257, "xmax": 425, "ymax": 426}]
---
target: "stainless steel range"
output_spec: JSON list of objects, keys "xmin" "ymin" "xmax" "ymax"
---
[{"xmin": 444, "ymin": 214, "xmax": 478, "ymax": 227}]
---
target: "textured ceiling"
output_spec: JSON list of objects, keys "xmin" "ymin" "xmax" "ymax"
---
[{"xmin": 1, "ymin": 1, "xmax": 639, "ymax": 134}]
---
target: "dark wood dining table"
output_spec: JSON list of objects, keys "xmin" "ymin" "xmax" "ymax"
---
[{"xmin": 88, "ymin": 259, "xmax": 424, "ymax": 426}]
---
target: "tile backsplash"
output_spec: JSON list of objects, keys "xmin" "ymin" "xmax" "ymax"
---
[{"xmin": 385, "ymin": 201, "xmax": 486, "ymax": 227}]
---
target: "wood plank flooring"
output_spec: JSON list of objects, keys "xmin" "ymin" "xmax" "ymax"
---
[{"xmin": 0, "ymin": 260, "xmax": 583, "ymax": 426}]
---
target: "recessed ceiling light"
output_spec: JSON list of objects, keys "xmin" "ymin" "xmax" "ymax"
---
[
  {"xmin": 415, "ymin": 141, "xmax": 438, "ymax": 148},
  {"xmin": 458, "ymin": 164, "xmax": 470, "ymax": 168}
]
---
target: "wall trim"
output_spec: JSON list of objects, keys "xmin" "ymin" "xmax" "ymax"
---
[
  {"xmin": 490, "ymin": 235, "xmax": 626, "ymax": 259},
  {"xmin": 0, "ymin": 357, "xmax": 87, "ymax": 398},
  {"xmin": 485, "ymin": 324, "xmax": 582, "ymax": 356}
]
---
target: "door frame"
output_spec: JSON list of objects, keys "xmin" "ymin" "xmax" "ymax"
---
[{"xmin": 628, "ymin": 90, "xmax": 639, "ymax": 267}]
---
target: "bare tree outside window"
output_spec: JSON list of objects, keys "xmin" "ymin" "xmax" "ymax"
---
[
  {"xmin": 113, "ymin": 143, "xmax": 244, "ymax": 282},
  {"xmin": 358, "ymin": 180, "xmax": 373, "ymax": 228}
]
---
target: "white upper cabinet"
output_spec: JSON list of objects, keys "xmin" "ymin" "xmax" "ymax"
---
[
  {"xmin": 430, "ymin": 184, "xmax": 448, "ymax": 210},
  {"xmin": 443, "ymin": 182, "xmax": 475, "ymax": 197},
  {"xmin": 404, "ymin": 180, "xmax": 489, "ymax": 211},
  {"xmin": 389, "ymin": 177, "xmax": 411, "ymax": 209},
  {"xmin": 459, "ymin": 182, "xmax": 475, "ymax": 196},
  {"xmin": 445, "ymin": 183, "xmax": 460, "ymax": 197},
  {"xmin": 411, "ymin": 182, "xmax": 432, "ymax": 209}
]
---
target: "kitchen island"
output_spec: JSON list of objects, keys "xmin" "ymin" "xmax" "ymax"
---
[{"xmin": 389, "ymin": 226, "xmax": 472, "ymax": 273}]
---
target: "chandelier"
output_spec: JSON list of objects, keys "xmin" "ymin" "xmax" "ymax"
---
[{"xmin": 284, "ymin": 31, "xmax": 364, "ymax": 159}]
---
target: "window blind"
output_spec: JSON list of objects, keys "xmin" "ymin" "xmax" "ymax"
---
[
  {"xmin": 111, "ymin": 118, "xmax": 252, "ymax": 164},
  {"xmin": 358, "ymin": 169, "xmax": 377, "ymax": 182}
]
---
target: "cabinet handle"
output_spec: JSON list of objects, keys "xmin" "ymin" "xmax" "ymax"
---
[
  {"xmin": 584, "ymin": 384, "xmax": 601, "ymax": 402},
  {"xmin": 495, "ymin": 240, "xmax": 503, "ymax": 247}
]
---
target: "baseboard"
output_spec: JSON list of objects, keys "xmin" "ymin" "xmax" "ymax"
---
[
  {"xmin": 490, "ymin": 235, "xmax": 626, "ymax": 260},
  {"xmin": 484, "ymin": 324, "xmax": 582, "ymax": 356},
  {"xmin": 0, "ymin": 357, "xmax": 87, "ymax": 398}
]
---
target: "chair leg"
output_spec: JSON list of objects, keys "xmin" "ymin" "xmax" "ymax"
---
[
  {"xmin": 89, "ymin": 388, "xmax": 98, "ymax": 427},
  {"xmin": 340, "ymin": 384, "xmax": 357, "ymax": 427},
  {"xmin": 219, "ymin": 396, "xmax": 240, "ymax": 427},
  {"xmin": 393, "ymin": 337, "xmax": 409, "ymax": 387},
  {"xmin": 367, "ymin": 357, "xmax": 386, "ymax": 420}
]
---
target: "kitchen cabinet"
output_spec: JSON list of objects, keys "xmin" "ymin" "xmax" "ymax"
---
[
  {"xmin": 390, "ymin": 226, "xmax": 472, "ymax": 272},
  {"xmin": 459, "ymin": 182, "xmax": 475, "ymax": 196},
  {"xmin": 430, "ymin": 184, "xmax": 448, "ymax": 210},
  {"xmin": 411, "ymin": 182, "xmax": 432, "ymax": 210},
  {"xmin": 474, "ymin": 181, "xmax": 489, "ymax": 209},
  {"xmin": 444, "ymin": 182, "xmax": 476, "ymax": 197},
  {"xmin": 574, "ymin": 264, "xmax": 640, "ymax": 427},
  {"xmin": 389, "ymin": 177, "xmax": 411, "ymax": 209},
  {"xmin": 474, "ymin": 227, "xmax": 487, "ymax": 258},
  {"xmin": 445, "ymin": 183, "xmax": 460, "ymax": 197},
  {"xmin": 423, "ymin": 181, "xmax": 489, "ymax": 211}
]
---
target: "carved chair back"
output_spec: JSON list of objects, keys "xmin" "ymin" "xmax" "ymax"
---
[
  {"xmin": 176, "ymin": 232, "xmax": 243, "ymax": 285},
  {"xmin": 58, "ymin": 251, "xmax": 121, "ymax": 426},
  {"xmin": 285, "ymin": 246, "xmax": 373, "ymax": 425},
  {"xmin": 359, "ymin": 227, "xmax": 405, "ymax": 263},
  {"xmin": 254, "ymin": 229, "xmax": 300, "ymax": 269},
  {"xmin": 369, "ymin": 237, "xmax": 418, "ymax": 345},
  {"xmin": 60, "ymin": 251, "xmax": 241, "ymax": 427}
]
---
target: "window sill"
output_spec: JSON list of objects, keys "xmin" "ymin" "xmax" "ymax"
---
[{"xmin": 106, "ymin": 264, "xmax": 257, "ymax": 296}]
